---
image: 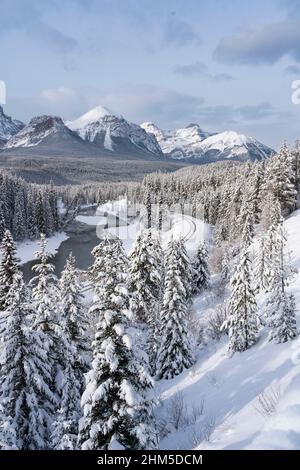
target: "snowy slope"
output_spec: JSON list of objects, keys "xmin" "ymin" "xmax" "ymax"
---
[
  {"xmin": 196, "ymin": 130, "xmax": 274, "ymax": 162},
  {"xmin": 0, "ymin": 105, "xmax": 24, "ymax": 145},
  {"xmin": 68, "ymin": 106, "xmax": 163, "ymax": 156},
  {"xmin": 154, "ymin": 209, "xmax": 300, "ymax": 450},
  {"xmin": 141, "ymin": 123, "xmax": 274, "ymax": 162}
]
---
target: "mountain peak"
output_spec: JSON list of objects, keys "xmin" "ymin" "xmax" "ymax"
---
[
  {"xmin": 68, "ymin": 105, "xmax": 119, "ymax": 130},
  {"xmin": 67, "ymin": 108, "xmax": 162, "ymax": 156},
  {"xmin": 4, "ymin": 114, "xmax": 75, "ymax": 149},
  {"xmin": 0, "ymin": 106, "xmax": 24, "ymax": 145}
]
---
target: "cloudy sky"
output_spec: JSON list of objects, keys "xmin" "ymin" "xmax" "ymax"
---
[{"xmin": 1, "ymin": 0, "xmax": 300, "ymax": 148}]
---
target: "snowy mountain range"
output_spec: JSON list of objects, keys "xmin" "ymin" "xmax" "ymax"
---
[
  {"xmin": 0, "ymin": 104, "xmax": 274, "ymax": 163},
  {"xmin": 141, "ymin": 122, "xmax": 274, "ymax": 162}
]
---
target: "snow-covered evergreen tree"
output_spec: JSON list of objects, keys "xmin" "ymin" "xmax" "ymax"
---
[
  {"xmin": 221, "ymin": 248, "xmax": 259, "ymax": 354},
  {"xmin": 0, "ymin": 272, "xmax": 57, "ymax": 449},
  {"xmin": 51, "ymin": 253, "xmax": 90, "ymax": 449},
  {"xmin": 30, "ymin": 234, "xmax": 62, "ymax": 444},
  {"xmin": 13, "ymin": 189, "xmax": 27, "ymax": 241},
  {"xmin": 0, "ymin": 230, "xmax": 20, "ymax": 312},
  {"xmin": 128, "ymin": 230, "xmax": 163, "ymax": 323},
  {"xmin": 174, "ymin": 237, "xmax": 193, "ymax": 304},
  {"xmin": 241, "ymin": 208, "xmax": 255, "ymax": 248},
  {"xmin": 58, "ymin": 253, "xmax": 89, "ymax": 391},
  {"xmin": 156, "ymin": 240, "xmax": 194, "ymax": 380},
  {"xmin": 51, "ymin": 343, "xmax": 82, "ymax": 450},
  {"xmin": 261, "ymin": 143, "xmax": 297, "ymax": 215},
  {"xmin": 79, "ymin": 235, "xmax": 156, "ymax": 450},
  {"xmin": 192, "ymin": 241, "xmax": 210, "ymax": 295},
  {"xmin": 254, "ymin": 234, "xmax": 271, "ymax": 293},
  {"xmin": 0, "ymin": 202, "xmax": 6, "ymax": 241},
  {"xmin": 265, "ymin": 218, "xmax": 298, "ymax": 343}
]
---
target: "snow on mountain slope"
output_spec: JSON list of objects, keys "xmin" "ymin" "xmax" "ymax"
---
[
  {"xmin": 5, "ymin": 115, "xmax": 83, "ymax": 149},
  {"xmin": 197, "ymin": 130, "xmax": 274, "ymax": 162},
  {"xmin": 141, "ymin": 123, "xmax": 274, "ymax": 162},
  {"xmin": 68, "ymin": 106, "xmax": 162, "ymax": 156},
  {"xmin": 0, "ymin": 105, "xmax": 24, "ymax": 145},
  {"xmin": 156, "ymin": 210, "xmax": 300, "ymax": 450},
  {"xmin": 141, "ymin": 122, "xmax": 213, "ymax": 160},
  {"xmin": 67, "ymin": 105, "xmax": 118, "ymax": 129}
]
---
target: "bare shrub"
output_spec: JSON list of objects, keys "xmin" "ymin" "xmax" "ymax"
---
[
  {"xmin": 189, "ymin": 400, "xmax": 205, "ymax": 425},
  {"xmin": 157, "ymin": 416, "xmax": 172, "ymax": 440},
  {"xmin": 167, "ymin": 392, "xmax": 189, "ymax": 430},
  {"xmin": 254, "ymin": 386, "xmax": 281, "ymax": 418},
  {"xmin": 201, "ymin": 415, "xmax": 216, "ymax": 442},
  {"xmin": 206, "ymin": 304, "xmax": 227, "ymax": 341},
  {"xmin": 188, "ymin": 415, "xmax": 216, "ymax": 448},
  {"xmin": 159, "ymin": 392, "xmax": 205, "ymax": 440}
]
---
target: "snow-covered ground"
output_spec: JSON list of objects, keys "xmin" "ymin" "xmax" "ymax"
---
[
  {"xmin": 156, "ymin": 210, "xmax": 300, "ymax": 450},
  {"xmin": 3, "ymin": 232, "xmax": 69, "ymax": 265}
]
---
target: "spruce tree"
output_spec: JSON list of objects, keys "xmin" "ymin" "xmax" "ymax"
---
[
  {"xmin": 59, "ymin": 253, "xmax": 90, "ymax": 391},
  {"xmin": 128, "ymin": 230, "xmax": 163, "ymax": 323},
  {"xmin": 30, "ymin": 234, "xmax": 62, "ymax": 444},
  {"xmin": 156, "ymin": 240, "xmax": 194, "ymax": 380},
  {"xmin": 175, "ymin": 237, "xmax": 193, "ymax": 304},
  {"xmin": 0, "ymin": 230, "xmax": 20, "ymax": 311},
  {"xmin": 0, "ymin": 272, "xmax": 57, "ymax": 450},
  {"xmin": 51, "ymin": 253, "xmax": 90, "ymax": 449},
  {"xmin": 254, "ymin": 234, "xmax": 271, "ymax": 293},
  {"xmin": 192, "ymin": 241, "xmax": 210, "ymax": 296},
  {"xmin": 51, "ymin": 343, "xmax": 82, "ymax": 450},
  {"xmin": 221, "ymin": 248, "xmax": 259, "ymax": 354},
  {"xmin": 79, "ymin": 235, "xmax": 156, "ymax": 450},
  {"xmin": 13, "ymin": 189, "xmax": 27, "ymax": 241},
  {"xmin": 265, "ymin": 218, "xmax": 298, "ymax": 343},
  {"xmin": 0, "ymin": 201, "xmax": 6, "ymax": 241}
]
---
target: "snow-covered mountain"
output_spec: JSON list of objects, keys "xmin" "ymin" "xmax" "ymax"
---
[
  {"xmin": 68, "ymin": 105, "xmax": 163, "ymax": 156},
  {"xmin": 4, "ymin": 115, "xmax": 84, "ymax": 150},
  {"xmin": 1, "ymin": 104, "xmax": 274, "ymax": 165},
  {"xmin": 141, "ymin": 122, "xmax": 274, "ymax": 162},
  {"xmin": 0, "ymin": 105, "xmax": 24, "ymax": 146},
  {"xmin": 141, "ymin": 122, "xmax": 213, "ymax": 160},
  {"xmin": 195, "ymin": 130, "xmax": 274, "ymax": 162}
]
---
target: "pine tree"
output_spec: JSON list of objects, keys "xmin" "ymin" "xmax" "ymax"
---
[
  {"xmin": 221, "ymin": 248, "xmax": 259, "ymax": 354},
  {"xmin": 0, "ymin": 201, "xmax": 6, "ymax": 241},
  {"xmin": 30, "ymin": 234, "xmax": 62, "ymax": 444},
  {"xmin": 51, "ymin": 343, "xmax": 82, "ymax": 450},
  {"xmin": 239, "ymin": 194, "xmax": 255, "ymax": 245},
  {"xmin": 128, "ymin": 230, "xmax": 163, "ymax": 323},
  {"xmin": 51, "ymin": 254, "xmax": 90, "ymax": 449},
  {"xmin": 0, "ymin": 230, "xmax": 20, "ymax": 311},
  {"xmin": 192, "ymin": 241, "xmax": 210, "ymax": 295},
  {"xmin": 0, "ymin": 272, "xmax": 57, "ymax": 450},
  {"xmin": 241, "ymin": 207, "xmax": 255, "ymax": 247},
  {"xmin": 261, "ymin": 143, "xmax": 297, "ymax": 215},
  {"xmin": 13, "ymin": 189, "xmax": 27, "ymax": 241},
  {"xmin": 156, "ymin": 240, "xmax": 194, "ymax": 379},
  {"xmin": 265, "ymin": 218, "xmax": 298, "ymax": 343},
  {"xmin": 254, "ymin": 234, "xmax": 271, "ymax": 293},
  {"xmin": 174, "ymin": 237, "xmax": 193, "ymax": 304},
  {"xmin": 58, "ymin": 253, "xmax": 90, "ymax": 391},
  {"xmin": 79, "ymin": 235, "xmax": 156, "ymax": 450}
]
